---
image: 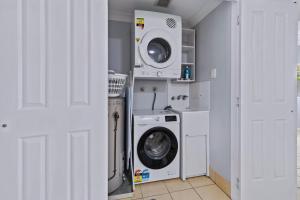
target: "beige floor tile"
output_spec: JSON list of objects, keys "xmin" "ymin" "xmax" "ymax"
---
[
  {"xmin": 170, "ymin": 189, "xmax": 202, "ymax": 200},
  {"xmin": 143, "ymin": 193, "xmax": 172, "ymax": 200},
  {"xmin": 163, "ymin": 178, "xmax": 192, "ymax": 192},
  {"xmin": 132, "ymin": 192, "xmax": 143, "ymax": 199},
  {"xmin": 195, "ymin": 185, "xmax": 230, "ymax": 200},
  {"xmin": 121, "ymin": 199, "xmax": 142, "ymax": 200},
  {"xmin": 135, "ymin": 184, "xmax": 142, "ymax": 194},
  {"xmin": 140, "ymin": 181, "xmax": 169, "ymax": 198},
  {"xmin": 297, "ymin": 189, "xmax": 300, "ymax": 200},
  {"xmin": 187, "ymin": 176, "xmax": 215, "ymax": 188},
  {"xmin": 131, "ymin": 184, "xmax": 143, "ymax": 199}
]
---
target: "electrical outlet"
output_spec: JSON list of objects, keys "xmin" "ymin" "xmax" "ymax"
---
[{"xmin": 211, "ymin": 68, "xmax": 217, "ymax": 79}]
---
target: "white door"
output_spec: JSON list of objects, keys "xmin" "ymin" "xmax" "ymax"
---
[
  {"xmin": 240, "ymin": 0, "xmax": 298, "ymax": 199},
  {"xmin": 0, "ymin": 0, "xmax": 108, "ymax": 199}
]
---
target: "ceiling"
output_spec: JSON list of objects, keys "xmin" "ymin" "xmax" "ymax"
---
[{"xmin": 108, "ymin": 0, "xmax": 224, "ymax": 27}]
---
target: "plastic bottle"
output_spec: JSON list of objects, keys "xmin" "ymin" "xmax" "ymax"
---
[{"xmin": 184, "ymin": 66, "xmax": 191, "ymax": 80}]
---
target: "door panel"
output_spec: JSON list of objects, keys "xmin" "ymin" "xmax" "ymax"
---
[
  {"xmin": 19, "ymin": 136, "xmax": 47, "ymax": 200},
  {"xmin": 185, "ymin": 135, "xmax": 207, "ymax": 177},
  {"xmin": 68, "ymin": 0, "xmax": 91, "ymax": 106},
  {"xmin": 18, "ymin": 0, "xmax": 47, "ymax": 109},
  {"xmin": 240, "ymin": 0, "xmax": 298, "ymax": 199},
  {"xmin": 0, "ymin": 0, "xmax": 108, "ymax": 199}
]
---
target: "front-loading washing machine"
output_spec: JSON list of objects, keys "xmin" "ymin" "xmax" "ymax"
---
[
  {"xmin": 132, "ymin": 10, "xmax": 182, "ymax": 79},
  {"xmin": 133, "ymin": 110, "xmax": 180, "ymax": 184}
]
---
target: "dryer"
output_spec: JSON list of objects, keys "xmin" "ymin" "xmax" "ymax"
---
[
  {"xmin": 133, "ymin": 110, "xmax": 180, "ymax": 184},
  {"xmin": 132, "ymin": 10, "xmax": 182, "ymax": 79}
]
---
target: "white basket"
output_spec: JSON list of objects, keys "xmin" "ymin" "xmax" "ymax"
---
[{"xmin": 108, "ymin": 71, "xmax": 127, "ymax": 97}]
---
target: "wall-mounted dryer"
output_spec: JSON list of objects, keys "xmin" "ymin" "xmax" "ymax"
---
[{"xmin": 132, "ymin": 10, "xmax": 182, "ymax": 79}]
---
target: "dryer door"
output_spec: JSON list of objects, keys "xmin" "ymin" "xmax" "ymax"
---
[
  {"xmin": 139, "ymin": 29, "xmax": 178, "ymax": 69},
  {"xmin": 137, "ymin": 127, "xmax": 178, "ymax": 170}
]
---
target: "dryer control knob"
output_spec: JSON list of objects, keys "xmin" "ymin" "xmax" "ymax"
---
[{"xmin": 157, "ymin": 71, "xmax": 162, "ymax": 77}]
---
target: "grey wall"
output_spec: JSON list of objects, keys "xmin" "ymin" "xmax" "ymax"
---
[
  {"xmin": 195, "ymin": 2, "xmax": 232, "ymax": 181},
  {"xmin": 298, "ymin": 47, "xmax": 300, "ymax": 64},
  {"xmin": 108, "ymin": 20, "xmax": 131, "ymax": 74}
]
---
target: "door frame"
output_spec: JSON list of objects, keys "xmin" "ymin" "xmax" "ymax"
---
[{"xmin": 229, "ymin": 0, "xmax": 241, "ymax": 200}]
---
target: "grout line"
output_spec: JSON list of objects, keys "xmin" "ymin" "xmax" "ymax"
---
[
  {"xmin": 163, "ymin": 180, "xmax": 175, "ymax": 200},
  {"xmin": 162, "ymin": 180, "xmax": 171, "ymax": 194},
  {"xmin": 138, "ymin": 178, "xmax": 230, "ymax": 200},
  {"xmin": 191, "ymin": 183, "xmax": 215, "ymax": 189},
  {"xmin": 193, "ymin": 187, "xmax": 204, "ymax": 200},
  {"xmin": 137, "ymin": 184, "xmax": 144, "ymax": 199},
  {"xmin": 166, "ymin": 185, "xmax": 175, "ymax": 200}
]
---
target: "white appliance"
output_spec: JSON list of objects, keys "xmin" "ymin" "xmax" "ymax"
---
[
  {"xmin": 132, "ymin": 10, "xmax": 182, "ymax": 79},
  {"xmin": 133, "ymin": 110, "xmax": 180, "ymax": 184},
  {"xmin": 172, "ymin": 109, "xmax": 209, "ymax": 180},
  {"xmin": 108, "ymin": 98, "xmax": 125, "ymax": 194}
]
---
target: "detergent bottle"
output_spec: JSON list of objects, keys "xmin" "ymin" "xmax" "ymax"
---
[{"xmin": 184, "ymin": 66, "xmax": 191, "ymax": 80}]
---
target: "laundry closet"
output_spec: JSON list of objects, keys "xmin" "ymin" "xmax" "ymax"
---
[
  {"xmin": 0, "ymin": 0, "xmax": 297, "ymax": 199},
  {"xmin": 108, "ymin": 1, "xmax": 234, "ymax": 199}
]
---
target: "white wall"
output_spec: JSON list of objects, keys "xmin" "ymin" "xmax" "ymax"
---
[
  {"xmin": 195, "ymin": 2, "xmax": 232, "ymax": 181},
  {"xmin": 189, "ymin": 81, "xmax": 210, "ymax": 110},
  {"xmin": 108, "ymin": 20, "xmax": 131, "ymax": 74},
  {"xmin": 167, "ymin": 82, "xmax": 190, "ymax": 110},
  {"xmin": 133, "ymin": 80, "xmax": 168, "ymax": 110}
]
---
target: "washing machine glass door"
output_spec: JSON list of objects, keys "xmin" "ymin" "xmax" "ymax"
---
[
  {"xmin": 139, "ymin": 29, "xmax": 177, "ymax": 69},
  {"xmin": 137, "ymin": 127, "xmax": 178, "ymax": 169}
]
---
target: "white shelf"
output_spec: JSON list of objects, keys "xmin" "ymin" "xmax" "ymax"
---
[
  {"xmin": 182, "ymin": 45, "xmax": 195, "ymax": 49},
  {"xmin": 175, "ymin": 79, "xmax": 195, "ymax": 83},
  {"xmin": 175, "ymin": 28, "xmax": 196, "ymax": 83},
  {"xmin": 182, "ymin": 62, "xmax": 195, "ymax": 65},
  {"xmin": 183, "ymin": 28, "xmax": 195, "ymax": 32},
  {"xmin": 182, "ymin": 28, "xmax": 195, "ymax": 48}
]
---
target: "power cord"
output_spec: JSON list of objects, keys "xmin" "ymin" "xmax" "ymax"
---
[
  {"xmin": 108, "ymin": 111, "xmax": 120, "ymax": 181},
  {"xmin": 152, "ymin": 87, "xmax": 157, "ymax": 110}
]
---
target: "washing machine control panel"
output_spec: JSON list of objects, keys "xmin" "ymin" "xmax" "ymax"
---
[
  {"xmin": 165, "ymin": 115, "xmax": 177, "ymax": 122},
  {"xmin": 134, "ymin": 112, "xmax": 180, "ymax": 125}
]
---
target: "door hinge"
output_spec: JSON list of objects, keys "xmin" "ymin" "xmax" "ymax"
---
[
  {"xmin": 237, "ymin": 15, "xmax": 240, "ymax": 26},
  {"xmin": 236, "ymin": 97, "xmax": 240, "ymax": 108},
  {"xmin": 236, "ymin": 178, "xmax": 240, "ymax": 190}
]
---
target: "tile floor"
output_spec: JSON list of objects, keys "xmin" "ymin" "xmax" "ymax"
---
[
  {"xmin": 297, "ymin": 130, "xmax": 300, "ymax": 200},
  {"xmin": 120, "ymin": 130, "xmax": 300, "ymax": 200},
  {"xmin": 298, "ymin": 130, "xmax": 300, "ymax": 188},
  {"xmin": 121, "ymin": 176, "xmax": 230, "ymax": 200}
]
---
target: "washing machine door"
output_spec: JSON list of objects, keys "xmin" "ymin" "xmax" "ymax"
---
[
  {"xmin": 139, "ymin": 29, "xmax": 178, "ymax": 69},
  {"xmin": 137, "ymin": 127, "xmax": 178, "ymax": 170}
]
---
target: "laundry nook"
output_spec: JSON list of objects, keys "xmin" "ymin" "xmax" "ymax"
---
[
  {"xmin": 0, "ymin": 0, "xmax": 298, "ymax": 200},
  {"xmin": 107, "ymin": 1, "xmax": 234, "ymax": 199}
]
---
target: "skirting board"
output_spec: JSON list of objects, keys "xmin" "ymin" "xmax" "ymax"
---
[{"xmin": 209, "ymin": 166, "xmax": 231, "ymax": 198}]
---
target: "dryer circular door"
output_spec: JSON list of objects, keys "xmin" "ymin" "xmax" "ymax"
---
[
  {"xmin": 139, "ymin": 29, "xmax": 178, "ymax": 69},
  {"xmin": 137, "ymin": 127, "xmax": 178, "ymax": 170}
]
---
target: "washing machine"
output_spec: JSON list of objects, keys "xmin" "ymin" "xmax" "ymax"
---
[
  {"xmin": 133, "ymin": 110, "xmax": 180, "ymax": 184},
  {"xmin": 132, "ymin": 10, "xmax": 182, "ymax": 79}
]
